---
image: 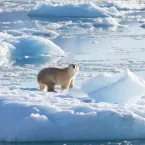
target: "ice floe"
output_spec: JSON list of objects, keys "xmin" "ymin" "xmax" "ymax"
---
[
  {"xmin": 1, "ymin": 71, "xmax": 145, "ymax": 142},
  {"xmin": 28, "ymin": 2, "xmax": 117, "ymax": 18}
]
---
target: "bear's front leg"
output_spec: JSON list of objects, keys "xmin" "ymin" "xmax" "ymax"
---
[
  {"xmin": 69, "ymin": 79, "xmax": 74, "ymax": 88},
  {"xmin": 61, "ymin": 81, "xmax": 71, "ymax": 92}
]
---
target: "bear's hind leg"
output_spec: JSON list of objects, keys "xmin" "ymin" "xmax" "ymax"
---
[{"xmin": 47, "ymin": 83, "xmax": 57, "ymax": 93}]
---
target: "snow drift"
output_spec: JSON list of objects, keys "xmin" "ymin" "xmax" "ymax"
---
[
  {"xmin": 81, "ymin": 70, "xmax": 145, "ymax": 104},
  {"xmin": 28, "ymin": 2, "xmax": 118, "ymax": 18}
]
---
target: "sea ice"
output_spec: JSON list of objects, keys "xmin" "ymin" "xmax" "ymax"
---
[
  {"xmin": 0, "ymin": 80, "xmax": 145, "ymax": 142},
  {"xmin": 28, "ymin": 2, "xmax": 112, "ymax": 18}
]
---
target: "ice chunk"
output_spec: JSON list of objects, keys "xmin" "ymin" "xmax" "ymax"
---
[
  {"xmin": 28, "ymin": 2, "xmax": 110, "ymax": 18},
  {"xmin": 82, "ymin": 70, "xmax": 145, "ymax": 104},
  {"xmin": 94, "ymin": 17, "xmax": 119, "ymax": 27},
  {"xmin": 12, "ymin": 35, "xmax": 65, "ymax": 58},
  {"xmin": 0, "ymin": 35, "xmax": 65, "ymax": 66}
]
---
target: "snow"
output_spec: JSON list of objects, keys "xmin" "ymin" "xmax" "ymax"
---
[
  {"xmin": 28, "ymin": 2, "xmax": 116, "ymax": 18},
  {"xmin": 1, "ymin": 73, "xmax": 145, "ymax": 142},
  {"xmin": 81, "ymin": 70, "xmax": 145, "ymax": 104}
]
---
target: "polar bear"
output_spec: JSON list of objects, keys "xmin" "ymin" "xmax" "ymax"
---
[{"xmin": 37, "ymin": 64, "xmax": 79, "ymax": 92}]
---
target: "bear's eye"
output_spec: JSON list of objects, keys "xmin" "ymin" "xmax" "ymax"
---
[{"xmin": 72, "ymin": 64, "xmax": 75, "ymax": 68}]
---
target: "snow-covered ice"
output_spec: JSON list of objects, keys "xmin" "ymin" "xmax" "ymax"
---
[
  {"xmin": 1, "ymin": 69, "xmax": 145, "ymax": 142},
  {"xmin": 0, "ymin": 68, "xmax": 145, "ymax": 142},
  {"xmin": 28, "ymin": 2, "xmax": 117, "ymax": 18}
]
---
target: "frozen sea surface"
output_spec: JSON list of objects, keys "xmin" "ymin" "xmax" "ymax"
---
[{"xmin": 1, "ymin": 0, "xmax": 145, "ymax": 142}]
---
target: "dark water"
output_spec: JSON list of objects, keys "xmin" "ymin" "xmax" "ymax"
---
[{"xmin": 1, "ymin": 140, "xmax": 145, "ymax": 145}]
